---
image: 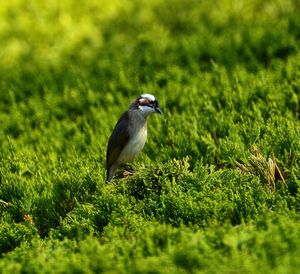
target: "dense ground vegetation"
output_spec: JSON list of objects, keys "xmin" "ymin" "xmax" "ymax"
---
[{"xmin": 1, "ymin": 0, "xmax": 300, "ymax": 273}]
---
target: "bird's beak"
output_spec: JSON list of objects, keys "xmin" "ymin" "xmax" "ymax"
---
[{"xmin": 155, "ymin": 107, "xmax": 162, "ymax": 114}]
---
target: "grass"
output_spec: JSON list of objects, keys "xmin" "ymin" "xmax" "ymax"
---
[{"xmin": 1, "ymin": 0, "xmax": 300, "ymax": 273}]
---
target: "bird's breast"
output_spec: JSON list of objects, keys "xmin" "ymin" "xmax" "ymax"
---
[{"xmin": 117, "ymin": 125, "xmax": 147, "ymax": 164}]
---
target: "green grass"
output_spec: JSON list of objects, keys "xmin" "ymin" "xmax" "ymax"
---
[{"xmin": 1, "ymin": 0, "xmax": 300, "ymax": 273}]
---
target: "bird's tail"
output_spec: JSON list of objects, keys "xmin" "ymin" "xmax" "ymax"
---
[{"xmin": 106, "ymin": 164, "xmax": 117, "ymax": 183}]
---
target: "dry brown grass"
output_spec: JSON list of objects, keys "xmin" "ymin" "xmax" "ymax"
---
[{"xmin": 236, "ymin": 146, "xmax": 286, "ymax": 190}]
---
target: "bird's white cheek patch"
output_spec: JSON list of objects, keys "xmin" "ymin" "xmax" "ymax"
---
[{"xmin": 138, "ymin": 105, "xmax": 155, "ymax": 116}]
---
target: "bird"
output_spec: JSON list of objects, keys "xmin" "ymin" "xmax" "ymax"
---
[{"xmin": 106, "ymin": 93, "xmax": 162, "ymax": 182}]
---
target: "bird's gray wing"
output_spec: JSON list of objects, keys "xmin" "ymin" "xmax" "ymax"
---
[{"xmin": 106, "ymin": 112, "xmax": 130, "ymax": 171}]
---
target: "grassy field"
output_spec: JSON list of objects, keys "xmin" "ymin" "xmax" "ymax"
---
[{"xmin": 1, "ymin": 0, "xmax": 300, "ymax": 273}]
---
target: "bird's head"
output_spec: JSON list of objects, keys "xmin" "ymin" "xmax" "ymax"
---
[{"xmin": 134, "ymin": 93, "xmax": 162, "ymax": 117}]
